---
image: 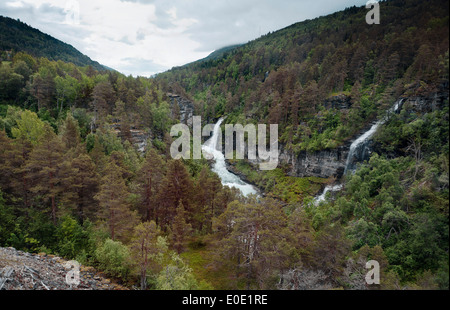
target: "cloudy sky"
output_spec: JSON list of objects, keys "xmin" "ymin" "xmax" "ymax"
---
[{"xmin": 1, "ymin": 0, "xmax": 368, "ymax": 77}]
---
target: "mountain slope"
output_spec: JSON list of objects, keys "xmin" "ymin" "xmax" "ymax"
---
[
  {"xmin": 196, "ymin": 44, "xmax": 244, "ymax": 63},
  {"xmin": 0, "ymin": 16, "xmax": 105, "ymax": 71},
  {"xmin": 156, "ymin": 0, "xmax": 449, "ymax": 153}
]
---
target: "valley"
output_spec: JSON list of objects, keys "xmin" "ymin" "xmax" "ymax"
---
[{"xmin": 0, "ymin": 0, "xmax": 448, "ymax": 291}]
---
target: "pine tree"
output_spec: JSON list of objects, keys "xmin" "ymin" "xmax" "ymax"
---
[
  {"xmin": 30, "ymin": 69, "xmax": 55, "ymax": 111},
  {"xmin": 137, "ymin": 148, "xmax": 165, "ymax": 221},
  {"xmin": 157, "ymin": 159, "xmax": 193, "ymax": 229},
  {"xmin": 91, "ymin": 81, "xmax": 116, "ymax": 121},
  {"xmin": 171, "ymin": 201, "xmax": 192, "ymax": 253},
  {"xmin": 94, "ymin": 160, "xmax": 137, "ymax": 241},
  {"xmin": 87, "ymin": 134, "xmax": 107, "ymax": 173},
  {"xmin": 59, "ymin": 113, "xmax": 81, "ymax": 151},
  {"xmin": 113, "ymin": 99, "xmax": 132, "ymax": 142},
  {"xmin": 213, "ymin": 197, "xmax": 294, "ymax": 289},
  {"xmin": 0, "ymin": 129, "xmax": 13, "ymax": 192},
  {"xmin": 4, "ymin": 136, "xmax": 32, "ymax": 209},
  {"xmin": 129, "ymin": 221, "xmax": 167, "ymax": 290},
  {"xmin": 194, "ymin": 167, "xmax": 222, "ymax": 232},
  {"xmin": 25, "ymin": 125, "xmax": 64, "ymax": 224},
  {"xmin": 311, "ymin": 224, "xmax": 352, "ymax": 285},
  {"xmin": 59, "ymin": 153, "xmax": 99, "ymax": 222}
]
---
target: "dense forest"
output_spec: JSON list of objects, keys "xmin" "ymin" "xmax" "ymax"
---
[
  {"xmin": 0, "ymin": 0, "xmax": 448, "ymax": 290},
  {"xmin": 0, "ymin": 16, "xmax": 105, "ymax": 71}
]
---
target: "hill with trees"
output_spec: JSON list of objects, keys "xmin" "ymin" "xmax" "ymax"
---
[
  {"xmin": 156, "ymin": 0, "xmax": 448, "ymax": 153},
  {"xmin": 0, "ymin": 0, "xmax": 448, "ymax": 290},
  {"xmin": 0, "ymin": 16, "xmax": 105, "ymax": 71}
]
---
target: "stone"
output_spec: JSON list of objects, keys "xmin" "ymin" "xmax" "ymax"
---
[
  {"xmin": 0, "ymin": 247, "xmax": 129, "ymax": 290},
  {"xmin": 167, "ymin": 93, "xmax": 195, "ymax": 126}
]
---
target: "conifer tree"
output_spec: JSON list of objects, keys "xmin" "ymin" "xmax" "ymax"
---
[
  {"xmin": 94, "ymin": 160, "xmax": 137, "ymax": 241},
  {"xmin": 4, "ymin": 136, "xmax": 32, "ymax": 209},
  {"xmin": 194, "ymin": 167, "xmax": 222, "ymax": 231},
  {"xmin": 0, "ymin": 129, "xmax": 13, "ymax": 192},
  {"xmin": 213, "ymin": 197, "xmax": 294, "ymax": 289},
  {"xmin": 25, "ymin": 125, "xmax": 64, "ymax": 224},
  {"xmin": 171, "ymin": 201, "xmax": 192, "ymax": 253},
  {"xmin": 59, "ymin": 153, "xmax": 99, "ymax": 222},
  {"xmin": 59, "ymin": 113, "xmax": 81, "ymax": 151},
  {"xmin": 137, "ymin": 148, "xmax": 165, "ymax": 221},
  {"xmin": 129, "ymin": 221, "xmax": 166, "ymax": 290},
  {"xmin": 157, "ymin": 159, "xmax": 193, "ymax": 229}
]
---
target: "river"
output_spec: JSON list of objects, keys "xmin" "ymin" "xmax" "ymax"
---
[{"xmin": 202, "ymin": 117, "xmax": 258, "ymax": 196}]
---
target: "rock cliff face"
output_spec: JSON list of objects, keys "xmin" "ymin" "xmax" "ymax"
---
[
  {"xmin": 401, "ymin": 88, "xmax": 448, "ymax": 113},
  {"xmin": 280, "ymin": 143, "xmax": 349, "ymax": 179},
  {"xmin": 167, "ymin": 93, "xmax": 195, "ymax": 126},
  {"xmin": 112, "ymin": 124, "xmax": 150, "ymax": 153},
  {"xmin": 278, "ymin": 89, "xmax": 448, "ymax": 179},
  {"xmin": 323, "ymin": 94, "xmax": 353, "ymax": 110}
]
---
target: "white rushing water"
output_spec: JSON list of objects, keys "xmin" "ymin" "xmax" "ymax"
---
[
  {"xmin": 314, "ymin": 99, "xmax": 404, "ymax": 204},
  {"xmin": 314, "ymin": 184, "xmax": 343, "ymax": 204},
  {"xmin": 344, "ymin": 98, "xmax": 404, "ymax": 175},
  {"xmin": 202, "ymin": 118, "xmax": 258, "ymax": 196},
  {"xmin": 343, "ymin": 121, "xmax": 381, "ymax": 175}
]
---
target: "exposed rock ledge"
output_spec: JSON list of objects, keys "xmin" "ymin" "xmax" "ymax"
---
[
  {"xmin": 0, "ymin": 247, "xmax": 127, "ymax": 290},
  {"xmin": 280, "ymin": 89, "xmax": 448, "ymax": 179}
]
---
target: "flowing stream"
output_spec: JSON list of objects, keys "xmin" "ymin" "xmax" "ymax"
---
[
  {"xmin": 202, "ymin": 118, "xmax": 258, "ymax": 196},
  {"xmin": 201, "ymin": 99, "xmax": 403, "ymax": 201},
  {"xmin": 314, "ymin": 99, "xmax": 404, "ymax": 204}
]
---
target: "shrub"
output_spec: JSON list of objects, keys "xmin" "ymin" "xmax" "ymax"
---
[{"xmin": 94, "ymin": 238, "xmax": 131, "ymax": 279}]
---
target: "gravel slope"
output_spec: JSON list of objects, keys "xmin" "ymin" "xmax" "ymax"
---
[{"xmin": 0, "ymin": 247, "xmax": 128, "ymax": 290}]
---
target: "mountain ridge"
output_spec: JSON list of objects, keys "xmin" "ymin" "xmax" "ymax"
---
[{"xmin": 0, "ymin": 15, "xmax": 106, "ymax": 71}]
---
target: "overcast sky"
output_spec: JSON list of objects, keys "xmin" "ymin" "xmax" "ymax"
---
[{"xmin": 1, "ymin": 0, "xmax": 368, "ymax": 77}]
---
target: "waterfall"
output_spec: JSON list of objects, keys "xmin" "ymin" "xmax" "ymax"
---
[
  {"xmin": 314, "ymin": 98, "xmax": 404, "ymax": 204},
  {"xmin": 343, "ymin": 121, "xmax": 381, "ymax": 175},
  {"xmin": 314, "ymin": 184, "xmax": 343, "ymax": 204},
  {"xmin": 202, "ymin": 118, "xmax": 258, "ymax": 196},
  {"xmin": 344, "ymin": 98, "xmax": 404, "ymax": 175}
]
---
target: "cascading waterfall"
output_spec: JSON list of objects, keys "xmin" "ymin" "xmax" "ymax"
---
[
  {"xmin": 314, "ymin": 184, "xmax": 343, "ymax": 203},
  {"xmin": 343, "ymin": 121, "xmax": 381, "ymax": 175},
  {"xmin": 314, "ymin": 99, "xmax": 404, "ymax": 204},
  {"xmin": 202, "ymin": 118, "xmax": 258, "ymax": 196},
  {"xmin": 344, "ymin": 98, "xmax": 404, "ymax": 175}
]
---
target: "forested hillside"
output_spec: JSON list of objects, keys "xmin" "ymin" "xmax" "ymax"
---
[
  {"xmin": 0, "ymin": 0, "xmax": 448, "ymax": 290},
  {"xmin": 157, "ymin": 0, "xmax": 448, "ymax": 152},
  {"xmin": 0, "ymin": 16, "xmax": 105, "ymax": 71},
  {"xmin": 155, "ymin": 0, "xmax": 449, "ymax": 288}
]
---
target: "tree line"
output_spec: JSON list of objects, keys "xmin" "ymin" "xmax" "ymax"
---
[{"xmin": 0, "ymin": 0, "xmax": 448, "ymax": 290}]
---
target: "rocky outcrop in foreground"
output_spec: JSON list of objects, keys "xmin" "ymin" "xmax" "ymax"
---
[{"xmin": 0, "ymin": 247, "xmax": 127, "ymax": 290}]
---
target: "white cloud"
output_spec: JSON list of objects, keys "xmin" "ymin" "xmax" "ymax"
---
[
  {"xmin": 0, "ymin": 0, "xmax": 369, "ymax": 76},
  {"xmin": 6, "ymin": 1, "xmax": 25, "ymax": 8}
]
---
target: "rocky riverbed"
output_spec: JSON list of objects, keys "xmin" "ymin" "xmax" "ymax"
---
[{"xmin": 0, "ymin": 247, "xmax": 128, "ymax": 290}]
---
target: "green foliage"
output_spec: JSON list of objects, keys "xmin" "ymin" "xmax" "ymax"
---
[
  {"xmin": 156, "ymin": 0, "xmax": 449, "ymax": 154},
  {"xmin": 71, "ymin": 108, "xmax": 92, "ymax": 139},
  {"xmin": 94, "ymin": 238, "xmax": 132, "ymax": 279},
  {"xmin": 0, "ymin": 16, "xmax": 104, "ymax": 70},
  {"xmin": 0, "ymin": 0, "xmax": 448, "ymax": 291},
  {"xmin": 229, "ymin": 162, "xmax": 323, "ymax": 204},
  {"xmin": 0, "ymin": 190, "xmax": 15, "ymax": 244},
  {"xmin": 0, "ymin": 62, "xmax": 25, "ymax": 103},
  {"xmin": 335, "ymin": 152, "xmax": 448, "ymax": 283},
  {"xmin": 11, "ymin": 109, "xmax": 46, "ymax": 145},
  {"xmin": 55, "ymin": 216, "xmax": 90, "ymax": 260},
  {"xmin": 155, "ymin": 252, "xmax": 202, "ymax": 290}
]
